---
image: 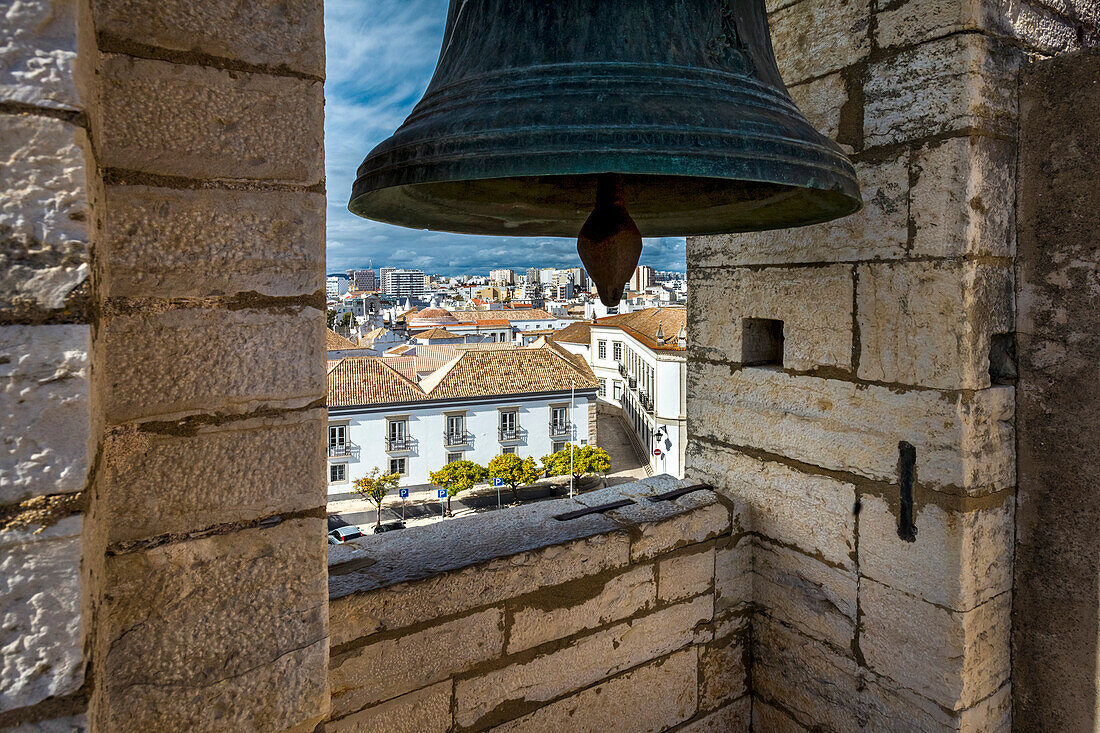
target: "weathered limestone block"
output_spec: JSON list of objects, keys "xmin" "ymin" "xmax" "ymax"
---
[
  {"xmin": 754, "ymin": 541, "xmax": 857, "ymax": 650},
  {"xmin": 492, "ymin": 649, "xmax": 699, "ymax": 733},
  {"xmin": 860, "ymin": 578, "xmax": 1011, "ymax": 709},
  {"xmin": 864, "ymin": 35, "xmax": 1020, "ymax": 147},
  {"xmin": 713, "ymin": 535, "xmax": 751, "ymax": 614},
  {"xmin": 1, "ymin": 324, "xmax": 88, "ymax": 504},
  {"xmin": 751, "ymin": 699, "xmax": 806, "ymax": 732},
  {"xmin": 91, "ymin": 0, "xmax": 324, "ymax": 77},
  {"xmin": 658, "ymin": 546, "xmax": 714, "ymax": 603},
  {"xmin": 856, "ymin": 261, "xmax": 1014, "ymax": 390},
  {"xmin": 753, "ymin": 617, "xmax": 861, "ymax": 731},
  {"xmin": 859, "ymin": 493, "xmax": 1014, "ymax": 611},
  {"xmin": 99, "ymin": 304, "xmax": 325, "ymax": 423},
  {"xmin": 688, "ymin": 155, "xmax": 908, "ymax": 266},
  {"xmin": 454, "ymin": 595, "xmax": 712, "ymax": 729},
  {"xmin": 329, "ymin": 609, "xmax": 502, "ymax": 719},
  {"xmin": 0, "ymin": 115, "xmax": 88, "ymax": 318},
  {"xmin": 100, "ymin": 185, "xmax": 325, "ymax": 299},
  {"xmin": 910, "ymin": 136, "xmax": 1016, "ymax": 258},
  {"xmin": 875, "ymin": 0, "xmax": 1081, "ymax": 54},
  {"xmin": 94, "ymin": 54, "xmax": 323, "ymax": 183},
  {"xmin": 688, "ymin": 364, "xmax": 1015, "ymax": 494},
  {"xmin": 788, "ymin": 72, "xmax": 848, "ymax": 143},
  {"xmin": 860, "ymin": 672, "xmax": 1011, "ymax": 732},
  {"xmin": 328, "ymin": 500, "xmax": 629, "ymax": 645},
  {"xmin": 692, "ymin": 264, "xmax": 853, "ymax": 370},
  {"xmin": 508, "ymin": 564, "xmax": 656, "ymax": 654},
  {"xmin": 574, "ymin": 478, "xmax": 732, "ymax": 561},
  {"xmin": 680, "ymin": 696, "xmax": 750, "ymax": 733},
  {"xmin": 700, "ymin": 634, "xmax": 747, "ymax": 711},
  {"xmin": 686, "ymin": 441, "xmax": 856, "ymax": 569},
  {"xmin": 100, "ymin": 519, "xmax": 327, "ymax": 731},
  {"xmin": 0, "ymin": 0, "xmax": 80, "ymax": 109},
  {"xmin": 102, "ymin": 407, "xmax": 325, "ymax": 543},
  {"xmin": 769, "ymin": 0, "xmax": 870, "ymax": 84},
  {"xmin": 0, "ymin": 516, "xmax": 83, "ymax": 712},
  {"xmin": 327, "ymin": 681, "xmax": 451, "ymax": 733}
]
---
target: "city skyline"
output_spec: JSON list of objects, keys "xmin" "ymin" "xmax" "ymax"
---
[{"xmin": 323, "ymin": 0, "xmax": 688, "ymax": 276}]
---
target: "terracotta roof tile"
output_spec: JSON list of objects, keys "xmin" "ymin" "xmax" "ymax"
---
[
  {"xmin": 551, "ymin": 321, "xmax": 592, "ymax": 345},
  {"xmin": 595, "ymin": 308, "xmax": 686, "ymax": 351},
  {"xmin": 326, "ymin": 329, "xmax": 359, "ymax": 351}
]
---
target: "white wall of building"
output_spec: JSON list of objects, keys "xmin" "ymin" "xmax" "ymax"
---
[
  {"xmin": 587, "ymin": 326, "xmax": 686, "ymax": 478},
  {"xmin": 327, "ymin": 391, "xmax": 595, "ymax": 493}
]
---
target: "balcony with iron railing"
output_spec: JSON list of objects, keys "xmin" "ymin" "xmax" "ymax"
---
[
  {"xmin": 328, "ymin": 441, "xmax": 358, "ymax": 458},
  {"xmin": 498, "ymin": 426, "xmax": 525, "ymax": 442},
  {"xmin": 386, "ymin": 435, "xmax": 410, "ymax": 452},
  {"xmin": 617, "ymin": 363, "xmax": 627, "ymax": 377},
  {"xmin": 548, "ymin": 420, "xmax": 571, "ymax": 439},
  {"xmin": 443, "ymin": 430, "xmax": 471, "ymax": 448},
  {"xmin": 639, "ymin": 392, "xmax": 654, "ymax": 414}
]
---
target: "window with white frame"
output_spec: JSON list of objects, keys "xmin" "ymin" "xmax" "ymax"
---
[
  {"xmin": 328, "ymin": 424, "xmax": 346, "ymax": 456},
  {"xmin": 445, "ymin": 414, "xmax": 466, "ymax": 445},
  {"xmin": 550, "ymin": 406, "xmax": 568, "ymax": 434},
  {"xmin": 613, "ymin": 380, "xmax": 623, "ymax": 399},
  {"xmin": 446, "ymin": 452, "xmax": 462, "ymax": 464},
  {"xmin": 598, "ymin": 340, "xmax": 607, "ymax": 359},
  {"xmin": 501, "ymin": 446, "xmax": 516, "ymax": 455},
  {"xmin": 613, "ymin": 341, "xmax": 623, "ymax": 362},
  {"xmin": 389, "ymin": 457, "xmax": 407, "ymax": 475},
  {"xmin": 329, "ymin": 463, "xmax": 347, "ymax": 483},
  {"xmin": 499, "ymin": 410, "xmax": 518, "ymax": 440},
  {"xmin": 552, "ymin": 441, "xmax": 567, "ymax": 453},
  {"xmin": 598, "ymin": 378, "xmax": 606, "ymax": 397},
  {"xmin": 387, "ymin": 418, "xmax": 408, "ymax": 450}
]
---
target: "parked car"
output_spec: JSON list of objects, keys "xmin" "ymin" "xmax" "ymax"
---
[
  {"xmin": 328, "ymin": 525, "xmax": 364, "ymax": 544},
  {"xmin": 373, "ymin": 521, "xmax": 406, "ymax": 534}
]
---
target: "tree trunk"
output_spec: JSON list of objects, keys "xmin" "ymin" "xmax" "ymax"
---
[
  {"xmin": 511, "ymin": 485, "xmax": 519, "ymax": 504},
  {"xmin": 374, "ymin": 501, "xmax": 382, "ymax": 529}
]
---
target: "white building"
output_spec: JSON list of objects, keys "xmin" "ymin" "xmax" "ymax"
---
[
  {"xmin": 326, "ymin": 343, "xmax": 598, "ymax": 491},
  {"xmin": 381, "ymin": 268, "xmax": 426, "ymax": 298},
  {"xmin": 630, "ymin": 265, "xmax": 656, "ymax": 292},
  {"xmin": 489, "ymin": 268, "xmax": 515, "ymax": 285},
  {"xmin": 553, "ymin": 308, "xmax": 687, "ymax": 477},
  {"xmin": 326, "ymin": 276, "xmax": 348, "ymax": 298}
]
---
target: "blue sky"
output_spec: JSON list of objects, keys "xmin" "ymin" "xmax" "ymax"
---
[{"xmin": 323, "ymin": 0, "xmax": 687, "ymax": 276}]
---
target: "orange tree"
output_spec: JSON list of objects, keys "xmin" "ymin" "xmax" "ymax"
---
[
  {"xmin": 352, "ymin": 467, "xmax": 400, "ymax": 529},
  {"xmin": 429, "ymin": 460, "xmax": 487, "ymax": 516},
  {"xmin": 487, "ymin": 453, "xmax": 541, "ymax": 505},
  {"xmin": 541, "ymin": 445, "xmax": 611, "ymax": 486}
]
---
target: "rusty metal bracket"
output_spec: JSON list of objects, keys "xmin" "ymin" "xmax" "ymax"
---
[
  {"xmin": 553, "ymin": 499, "xmax": 634, "ymax": 521},
  {"xmin": 646, "ymin": 483, "xmax": 712, "ymax": 502}
]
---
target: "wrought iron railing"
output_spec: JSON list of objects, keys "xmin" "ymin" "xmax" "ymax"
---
[
  {"xmin": 386, "ymin": 436, "xmax": 409, "ymax": 451},
  {"xmin": 328, "ymin": 442, "xmax": 358, "ymax": 458},
  {"xmin": 443, "ymin": 431, "xmax": 470, "ymax": 448},
  {"xmin": 548, "ymin": 421, "xmax": 571, "ymax": 438}
]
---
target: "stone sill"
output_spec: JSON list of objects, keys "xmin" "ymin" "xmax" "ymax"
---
[{"xmin": 328, "ymin": 475, "xmax": 730, "ymax": 600}]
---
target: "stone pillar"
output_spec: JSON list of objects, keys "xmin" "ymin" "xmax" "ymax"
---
[
  {"xmin": 1014, "ymin": 47, "xmax": 1100, "ymax": 732},
  {"xmin": 1, "ymin": 0, "xmax": 93, "ymax": 729},
  {"xmin": 686, "ymin": 0, "xmax": 1094, "ymax": 729},
  {"xmin": 77, "ymin": 1, "xmax": 330, "ymax": 730}
]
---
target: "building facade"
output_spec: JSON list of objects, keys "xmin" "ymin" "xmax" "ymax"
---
[
  {"xmin": 381, "ymin": 268, "xmax": 427, "ymax": 298},
  {"xmin": 327, "ymin": 345, "xmax": 598, "ymax": 491},
  {"xmin": 555, "ymin": 309, "xmax": 687, "ymax": 477},
  {"xmin": 352, "ymin": 269, "xmax": 377, "ymax": 291}
]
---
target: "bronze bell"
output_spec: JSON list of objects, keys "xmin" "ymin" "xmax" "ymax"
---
[{"xmin": 350, "ymin": 0, "xmax": 861, "ymax": 306}]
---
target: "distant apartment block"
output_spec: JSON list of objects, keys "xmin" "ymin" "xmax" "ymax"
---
[
  {"xmin": 326, "ymin": 275, "xmax": 348, "ymax": 298},
  {"xmin": 352, "ymin": 269, "xmax": 377, "ymax": 291},
  {"xmin": 381, "ymin": 268, "xmax": 427, "ymax": 298},
  {"xmin": 630, "ymin": 265, "xmax": 656, "ymax": 292},
  {"xmin": 553, "ymin": 308, "xmax": 687, "ymax": 477},
  {"xmin": 490, "ymin": 268, "xmax": 515, "ymax": 285},
  {"xmin": 326, "ymin": 342, "xmax": 598, "ymax": 490}
]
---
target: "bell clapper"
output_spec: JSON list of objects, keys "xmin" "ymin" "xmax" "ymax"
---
[{"xmin": 576, "ymin": 173, "xmax": 644, "ymax": 308}]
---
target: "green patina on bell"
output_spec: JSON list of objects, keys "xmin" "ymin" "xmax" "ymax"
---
[{"xmin": 350, "ymin": 0, "xmax": 861, "ymax": 306}]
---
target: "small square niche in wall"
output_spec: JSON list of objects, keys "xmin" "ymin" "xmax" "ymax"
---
[{"xmin": 742, "ymin": 318, "xmax": 784, "ymax": 366}]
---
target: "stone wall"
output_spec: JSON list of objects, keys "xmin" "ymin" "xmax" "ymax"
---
[
  {"xmin": 687, "ymin": 0, "xmax": 1096, "ymax": 729},
  {"xmin": 2, "ymin": 0, "xmax": 329, "ymax": 730},
  {"xmin": 1, "ymin": 0, "xmax": 92, "ymax": 729},
  {"xmin": 326, "ymin": 477, "xmax": 750, "ymax": 732},
  {"xmin": 1013, "ymin": 47, "xmax": 1100, "ymax": 732}
]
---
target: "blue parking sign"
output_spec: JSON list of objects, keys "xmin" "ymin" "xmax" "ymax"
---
[
  {"xmin": 437, "ymin": 489, "xmax": 447, "ymax": 499},
  {"xmin": 493, "ymin": 477, "xmax": 503, "ymax": 487},
  {"xmin": 398, "ymin": 488, "xmax": 409, "ymax": 499}
]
